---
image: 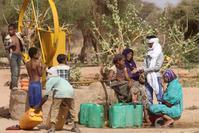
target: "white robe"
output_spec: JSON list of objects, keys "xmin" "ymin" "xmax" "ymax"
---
[{"xmin": 146, "ymin": 38, "xmax": 162, "ymax": 94}]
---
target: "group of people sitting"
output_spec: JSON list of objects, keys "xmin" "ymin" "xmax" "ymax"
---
[{"xmin": 100, "ymin": 35, "xmax": 183, "ymax": 127}]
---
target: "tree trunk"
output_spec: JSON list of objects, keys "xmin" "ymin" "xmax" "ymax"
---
[{"xmin": 79, "ymin": 28, "xmax": 99, "ymax": 63}]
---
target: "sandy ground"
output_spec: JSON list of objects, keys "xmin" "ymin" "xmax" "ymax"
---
[{"xmin": 0, "ymin": 67, "xmax": 199, "ymax": 133}]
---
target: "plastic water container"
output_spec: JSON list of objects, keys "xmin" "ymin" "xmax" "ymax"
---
[
  {"xmin": 109, "ymin": 103, "xmax": 143, "ymax": 128},
  {"xmin": 125, "ymin": 104, "xmax": 134, "ymax": 127},
  {"xmin": 19, "ymin": 108, "xmax": 43, "ymax": 129},
  {"xmin": 109, "ymin": 103, "xmax": 126, "ymax": 128},
  {"xmin": 79, "ymin": 103, "xmax": 104, "ymax": 128},
  {"xmin": 131, "ymin": 103, "xmax": 143, "ymax": 127},
  {"xmin": 87, "ymin": 104, "xmax": 104, "ymax": 128},
  {"xmin": 79, "ymin": 103, "xmax": 94, "ymax": 125}
]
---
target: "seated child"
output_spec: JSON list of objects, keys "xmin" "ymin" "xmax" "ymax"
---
[
  {"xmin": 100, "ymin": 55, "xmax": 151, "ymax": 125},
  {"xmin": 108, "ymin": 54, "xmax": 133, "ymax": 102},
  {"xmin": 130, "ymin": 73, "xmax": 151, "ymax": 125}
]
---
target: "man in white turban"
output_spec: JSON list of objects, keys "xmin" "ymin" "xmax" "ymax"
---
[{"xmin": 141, "ymin": 35, "xmax": 164, "ymax": 105}]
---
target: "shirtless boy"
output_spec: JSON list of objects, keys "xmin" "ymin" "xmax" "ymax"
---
[
  {"xmin": 26, "ymin": 47, "xmax": 45, "ymax": 107},
  {"xmin": 7, "ymin": 23, "xmax": 24, "ymax": 90}
]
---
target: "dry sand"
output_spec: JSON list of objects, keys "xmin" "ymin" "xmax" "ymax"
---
[{"xmin": 0, "ymin": 68, "xmax": 199, "ymax": 133}]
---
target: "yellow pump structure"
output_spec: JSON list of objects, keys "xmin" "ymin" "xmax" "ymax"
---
[
  {"xmin": 17, "ymin": 1, "xmax": 69, "ymax": 128},
  {"xmin": 18, "ymin": 0, "xmax": 68, "ymax": 67}
]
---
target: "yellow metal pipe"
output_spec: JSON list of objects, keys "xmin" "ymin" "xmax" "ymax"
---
[
  {"xmin": 18, "ymin": 0, "xmax": 66, "ymax": 65},
  {"xmin": 68, "ymin": 33, "xmax": 71, "ymax": 61},
  {"xmin": 18, "ymin": 0, "xmax": 30, "ymax": 32},
  {"xmin": 30, "ymin": 0, "xmax": 46, "ymax": 63},
  {"xmin": 48, "ymin": 0, "xmax": 59, "ymax": 47}
]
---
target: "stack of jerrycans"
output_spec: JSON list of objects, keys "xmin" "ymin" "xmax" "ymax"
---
[
  {"xmin": 79, "ymin": 103, "xmax": 104, "ymax": 128},
  {"xmin": 109, "ymin": 103, "xmax": 143, "ymax": 128}
]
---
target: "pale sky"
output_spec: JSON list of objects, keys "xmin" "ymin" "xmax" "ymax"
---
[{"xmin": 141, "ymin": 0, "xmax": 182, "ymax": 9}]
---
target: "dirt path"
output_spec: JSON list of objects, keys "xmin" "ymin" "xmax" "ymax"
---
[{"xmin": 0, "ymin": 68, "xmax": 199, "ymax": 133}]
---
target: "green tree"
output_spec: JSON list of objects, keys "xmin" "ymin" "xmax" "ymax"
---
[
  {"xmin": 161, "ymin": 0, "xmax": 199, "ymax": 64},
  {"xmin": 91, "ymin": 0, "xmax": 155, "ymax": 65}
]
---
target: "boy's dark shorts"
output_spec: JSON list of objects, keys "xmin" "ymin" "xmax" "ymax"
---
[{"xmin": 28, "ymin": 81, "xmax": 42, "ymax": 107}]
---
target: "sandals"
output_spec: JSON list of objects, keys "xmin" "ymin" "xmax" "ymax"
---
[
  {"xmin": 6, "ymin": 125, "xmax": 21, "ymax": 130},
  {"xmin": 47, "ymin": 128, "xmax": 55, "ymax": 133},
  {"xmin": 71, "ymin": 127, "xmax": 81, "ymax": 133}
]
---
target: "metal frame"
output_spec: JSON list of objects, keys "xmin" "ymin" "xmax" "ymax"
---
[{"xmin": 18, "ymin": 0, "xmax": 60, "ymax": 63}]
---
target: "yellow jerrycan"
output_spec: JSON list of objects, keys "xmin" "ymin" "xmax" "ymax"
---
[{"xmin": 19, "ymin": 108, "xmax": 43, "ymax": 129}]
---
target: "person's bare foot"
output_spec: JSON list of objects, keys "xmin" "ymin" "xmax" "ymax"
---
[
  {"xmin": 162, "ymin": 119, "xmax": 174, "ymax": 128},
  {"xmin": 143, "ymin": 117, "xmax": 152, "ymax": 127},
  {"xmin": 48, "ymin": 122, "xmax": 55, "ymax": 133},
  {"xmin": 143, "ymin": 121, "xmax": 152, "ymax": 127}
]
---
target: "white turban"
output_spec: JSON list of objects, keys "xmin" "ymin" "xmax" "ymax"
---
[
  {"xmin": 146, "ymin": 37, "xmax": 159, "ymax": 44},
  {"xmin": 147, "ymin": 38, "xmax": 162, "ymax": 58}
]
